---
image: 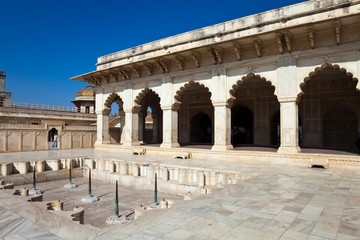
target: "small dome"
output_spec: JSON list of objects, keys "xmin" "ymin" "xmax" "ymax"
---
[{"xmin": 75, "ymin": 84, "xmax": 95, "ymax": 101}]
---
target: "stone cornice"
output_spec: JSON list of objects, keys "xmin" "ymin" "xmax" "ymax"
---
[
  {"xmin": 95, "ymin": 1, "xmax": 359, "ymax": 68},
  {"xmin": 71, "ymin": 1, "xmax": 360, "ymax": 84}
]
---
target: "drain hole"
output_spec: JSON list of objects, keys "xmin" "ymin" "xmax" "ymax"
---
[{"xmin": 311, "ymin": 165, "xmax": 326, "ymax": 169}]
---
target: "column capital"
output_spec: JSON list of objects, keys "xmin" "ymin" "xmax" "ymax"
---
[
  {"xmin": 277, "ymin": 96, "xmax": 299, "ymax": 103},
  {"xmin": 162, "ymin": 105, "xmax": 179, "ymax": 111},
  {"xmin": 212, "ymin": 101, "xmax": 229, "ymax": 107}
]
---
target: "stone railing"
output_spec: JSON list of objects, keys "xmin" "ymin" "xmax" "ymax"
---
[{"xmin": 0, "ymin": 101, "xmax": 92, "ymax": 113}]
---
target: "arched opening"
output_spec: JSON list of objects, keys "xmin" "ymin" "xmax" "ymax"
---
[
  {"xmin": 271, "ymin": 111, "xmax": 280, "ymax": 146},
  {"xmin": 48, "ymin": 128, "xmax": 58, "ymax": 142},
  {"xmin": 109, "ymin": 102, "xmax": 121, "ymax": 143},
  {"xmin": 191, "ymin": 112, "xmax": 212, "ymax": 143},
  {"xmin": 176, "ymin": 81, "xmax": 214, "ymax": 146},
  {"xmin": 104, "ymin": 93, "xmax": 124, "ymax": 144},
  {"xmin": 299, "ymin": 64, "xmax": 360, "ymax": 152},
  {"xmin": 229, "ymin": 73, "xmax": 279, "ymax": 148},
  {"xmin": 323, "ymin": 108, "xmax": 357, "ymax": 147},
  {"xmin": 48, "ymin": 128, "xmax": 58, "ymax": 148},
  {"xmin": 135, "ymin": 88, "xmax": 162, "ymax": 145},
  {"xmin": 231, "ymin": 105, "xmax": 253, "ymax": 145}
]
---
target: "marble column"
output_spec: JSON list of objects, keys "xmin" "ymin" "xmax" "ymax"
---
[
  {"xmin": 160, "ymin": 106, "xmax": 180, "ymax": 148},
  {"xmin": 277, "ymin": 97, "xmax": 301, "ymax": 154},
  {"xmin": 152, "ymin": 110, "xmax": 159, "ymax": 143},
  {"xmin": 138, "ymin": 111, "xmax": 144, "ymax": 143},
  {"xmin": 211, "ymin": 103, "xmax": 233, "ymax": 151},
  {"xmin": 120, "ymin": 111, "xmax": 126, "ymax": 144},
  {"xmin": 95, "ymin": 109, "xmax": 110, "ymax": 145},
  {"xmin": 123, "ymin": 109, "xmax": 140, "ymax": 146}
]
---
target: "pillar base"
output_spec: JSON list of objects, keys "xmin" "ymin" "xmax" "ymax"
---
[
  {"xmin": 160, "ymin": 142, "xmax": 180, "ymax": 148},
  {"xmin": 122, "ymin": 141, "xmax": 141, "ymax": 147},
  {"xmin": 277, "ymin": 146, "xmax": 301, "ymax": 154},
  {"xmin": 94, "ymin": 140, "xmax": 110, "ymax": 146},
  {"xmin": 81, "ymin": 195, "xmax": 99, "ymax": 203},
  {"xmin": 211, "ymin": 144, "xmax": 234, "ymax": 151}
]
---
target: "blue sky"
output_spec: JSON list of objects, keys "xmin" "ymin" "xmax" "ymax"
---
[{"xmin": 1, "ymin": 0, "xmax": 304, "ymax": 107}]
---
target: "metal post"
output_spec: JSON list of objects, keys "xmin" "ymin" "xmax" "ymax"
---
[
  {"xmin": 32, "ymin": 165, "xmax": 36, "ymax": 190},
  {"xmin": 115, "ymin": 180, "xmax": 119, "ymax": 218},
  {"xmin": 154, "ymin": 172, "xmax": 158, "ymax": 206},
  {"xmin": 69, "ymin": 160, "xmax": 72, "ymax": 184},
  {"xmin": 88, "ymin": 168, "xmax": 92, "ymax": 197}
]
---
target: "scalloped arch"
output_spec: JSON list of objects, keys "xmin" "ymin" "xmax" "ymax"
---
[
  {"xmin": 227, "ymin": 72, "xmax": 277, "ymax": 108},
  {"xmin": 298, "ymin": 63, "xmax": 358, "ymax": 99},
  {"xmin": 173, "ymin": 80, "xmax": 212, "ymax": 109},
  {"xmin": 104, "ymin": 92, "xmax": 123, "ymax": 109},
  {"xmin": 133, "ymin": 87, "xmax": 161, "ymax": 110}
]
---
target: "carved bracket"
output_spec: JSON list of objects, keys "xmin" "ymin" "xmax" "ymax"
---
[
  {"xmin": 334, "ymin": 19, "xmax": 341, "ymax": 45},
  {"xmin": 132, "ymin": 64, "xmax": 142, "ymax": 78},
  {"xmin": 143, "ymin": 63, "xmax": 153, "ymax": 76},
  {"xmin": 174, "ymin": 55, "xmax": 184, "ymax": 70},
  {"xmin": 213, "ymin": 46, "xmax": 223, "ymax": 64},
  {"xmin": 207, "ymin": 47, "xmax": 217, "ymax": 64},
  {"xmin": 253, "ymin": 38, "xmax": 262, "ymax": 57},
  {"xmin": 109, "ymin": 70, "xmax": 119, "ymax": 82},
  {"xmin": 276, "ymin": 33, "xmax": 284, "ymax": 54},
  {"xmin": 119, "ymin": 68, "xmax": 130, "ymax": 80},
  {"xmin": 232, "ymin": 42, "xmax": 242, "ymax": 61},
  {"xmin": 155, "ymin": 59, "xmax": 169, "ymax": 73},
  {"xmin": 308, "ymin": 27, "xmax": 315, "ymax": 49},
  {"xmin": 283, "ymin": 31, "xmax": 292, "ymax": 53},
  {"xmin": 191, "ymin": 52, "xmax": 200, "ymax": 67}
]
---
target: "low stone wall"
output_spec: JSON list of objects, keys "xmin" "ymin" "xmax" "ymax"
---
[
  {"xmin": 0, "ymin": 158, "xmax": 84, "ymax": 185},
  {"xmin": 84, "ymin": 158, "xmax": 246, "ymax": 196},
  {"xmin": 96, "ymin": 144, "xmax": 360, "ymax": 169},
  {"xmin": 0, "ymin": 127, "xmax": 96, "ymax": 152}
]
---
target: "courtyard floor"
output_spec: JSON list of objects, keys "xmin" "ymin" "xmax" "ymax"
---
[{"xmin": 0, "ymin": 149, "xmax": 360, "ymax": 239}]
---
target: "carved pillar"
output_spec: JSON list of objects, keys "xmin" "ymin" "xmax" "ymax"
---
[
  {"xmin": 160, "ymin": 106, "xmax": 180, "ymax": 148},
  {"xmin": 95, "ymin": 108, "xmax": 110, "ymax": 145},
  {"xmin": 212, "ymin": 103, "xmax": 233, "ymax": 151},
  {"xmin": 138, "ymin": 111, "xmax": 144, "ymax": 143},
  {"xmin": 277, "ymin": 97, "xmax": 301, "ymax": 154},
  {"xmin": 120, "ymin": 111, "xmax": 125, "ymax": 144},
  {"xmin": 123, "ymin": 109, "xmax": 140, "ymax": 146},
  {"xmin": 152, "ymin": 110, "xmax": 159, "ymax": 143}
]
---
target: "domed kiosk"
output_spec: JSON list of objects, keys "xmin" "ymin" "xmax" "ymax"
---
[{"xmin": 71, "ymin": 84, "xmax": 95, "ymax": 113}]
